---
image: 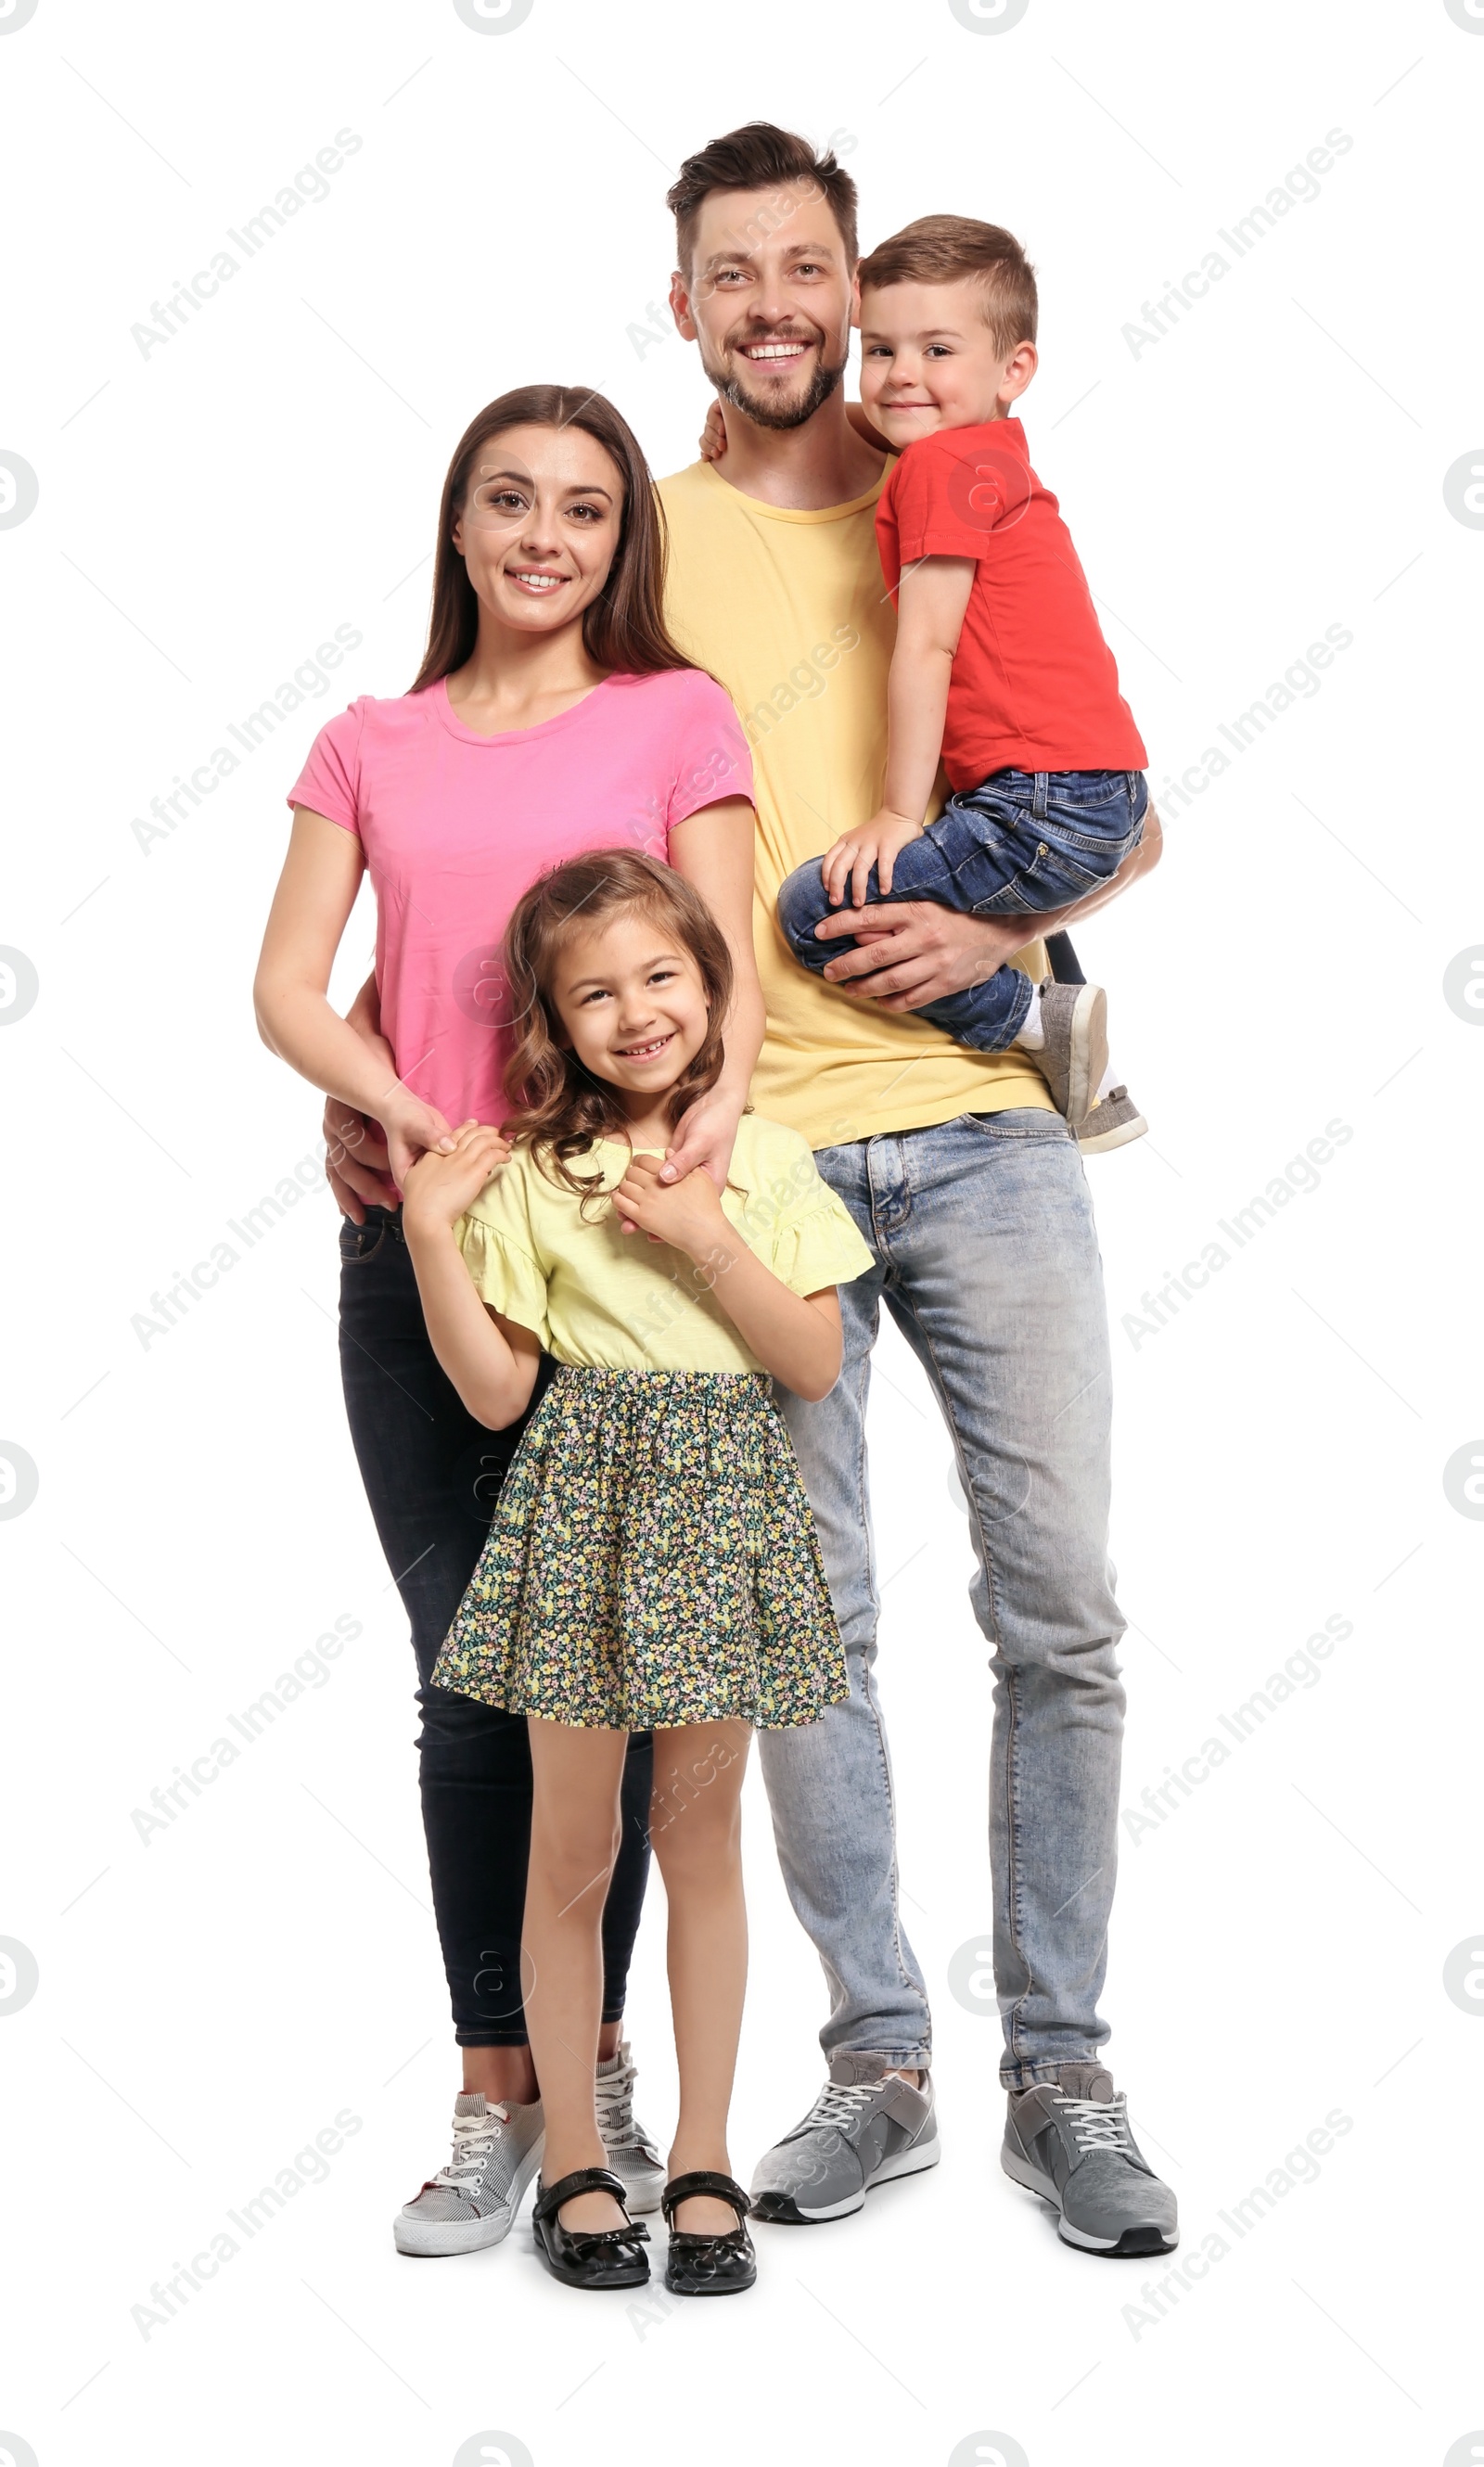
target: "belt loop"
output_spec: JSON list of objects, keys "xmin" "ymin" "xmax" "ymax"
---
[{"xmin": 1031, "ymin": 772, "xmax": 1049, "ymax": 821}]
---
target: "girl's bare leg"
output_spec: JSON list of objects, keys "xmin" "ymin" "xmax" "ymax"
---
[
  {"xmin": 523, "ymin": 1718, "xmax": 631, "ymax": 2231},
  {"xmin": 649, "ymin": 1719, "xmax": 753, "ymax": 2234}
]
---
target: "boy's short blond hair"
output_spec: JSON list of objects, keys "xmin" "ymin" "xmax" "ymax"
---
[{"xmin": 857, "ymin": 215, "xmax": 1038, "ymax": 357}]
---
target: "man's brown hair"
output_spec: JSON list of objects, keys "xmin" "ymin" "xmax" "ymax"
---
[
  {"xmin": 667, "ymin": 121, "xmax": 858, "ymax": 274},
  {"xmin": 857, "ymin": 214, "xmax": 1038, "ymax": 356}
]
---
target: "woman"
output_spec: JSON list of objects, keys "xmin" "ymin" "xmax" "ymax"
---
[{"xmin": 252, "ymin": 385, "xmax": 761, "ymax": 2257}]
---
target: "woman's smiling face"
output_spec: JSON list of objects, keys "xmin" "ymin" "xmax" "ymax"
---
[{"xmin": 452, "ymin": 421, "xmax": 625, "ymax": 640}]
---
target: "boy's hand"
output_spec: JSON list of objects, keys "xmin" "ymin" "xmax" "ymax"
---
[
  {"xmin": 402, "ymin": 1120, "xmax": 511, "ymax": 1234},
  {"xmin": 821, "ymin": 810, "xmax": 924, "ymax": 910},
  {"xmin": 610, "ymin": 1151, "xmax": 729, "ymax": 1262},
  {"xmin": 698, "ymin": 400, "xmax": 728, "ymax": 463}
]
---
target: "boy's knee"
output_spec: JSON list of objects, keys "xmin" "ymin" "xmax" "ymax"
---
[{"xmin": 776, "ymin": 860, "xmax": 830, "ymax": 954}]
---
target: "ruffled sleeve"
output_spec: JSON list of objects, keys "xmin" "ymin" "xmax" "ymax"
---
[
  {"xmin": 736, "ymin": 1125, "xmax": 874, "ymax": 1297},
  {"xmin": 454, "ymin": 1169, "xmax": 552, "ymax": 1343},
  {"xmin": 769, "ymin": 1191, "xmax": 875, "ymax": 1297}
]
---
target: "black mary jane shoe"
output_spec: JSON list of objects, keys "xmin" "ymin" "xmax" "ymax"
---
[
  {"xmin": 531, "ymin": 2167, "xmax": 650, "ymax": 2290},
  {"xmin": 661, "ymin": 2170, "xmax": 758, "ymax": 2296}
]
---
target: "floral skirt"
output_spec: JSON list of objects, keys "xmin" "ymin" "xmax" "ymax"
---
[{"xmin": 431, "ymin": 1367, "xmax": 848, "ymax": 1731}]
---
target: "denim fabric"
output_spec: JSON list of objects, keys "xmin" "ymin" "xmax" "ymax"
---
[
  {"xmin": 776, "ymin": 768, "xmax": 1147, "ymax": 1052},
  {"xmin": 337, "ymin": 1206, "xmax": 653, "ymax": 2045},
  {"xmin": 760, "ymin": 1114, "xmax": 1126, "ymax": 2089}
]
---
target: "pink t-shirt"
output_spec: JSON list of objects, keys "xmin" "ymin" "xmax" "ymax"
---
[{"xmin": 288, "ymin": 670, "xmax": 751, "ymax": 1128}]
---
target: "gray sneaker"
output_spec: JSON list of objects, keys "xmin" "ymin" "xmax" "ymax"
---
[
  {"xmin": 394, "ymin": 2090, "xmax": 544, "ymax": 2256},
  {"xmin": 595, "ymin": 2040, "xmax": 664, "ymax": 2215},
  {"xmin": 1001, "ymin": 2064, "xmax": 1177, "ymax": 2256},
  {"xmin": 1075, "ymin": 1084, "xmax": 1148, "ymax": 1155},
  {"xmin": 749, "ymin": 2055, "xmax": 940, "ymax": 2224},
  {"xmin": 1033, "ymin": 980, "xmax": 1108, "ymax": 1125}
]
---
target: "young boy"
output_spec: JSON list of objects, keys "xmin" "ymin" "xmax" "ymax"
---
[{"xmin": 776, "ymin": 215, "xmax": 1149, "ymax": 1129}]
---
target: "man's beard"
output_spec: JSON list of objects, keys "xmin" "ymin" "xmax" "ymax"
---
[{"xmin": 703, "ymin": 335, "xmax": 848, "ymax": 432}]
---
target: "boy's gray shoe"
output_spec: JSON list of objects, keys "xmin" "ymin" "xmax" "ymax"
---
[
  {"xmin": 595, "ymin": 2039, "xmax": 664, "ymax": 2214},
  {"xmin": 1033, "ymin": 979, "xmax": 1108, "ymax": 1126},
  {"xmin": 1075, "ymin": 1084, "xmax": 1148, "ymax": 1155},
  {"xmin": 749, "ymin": 2054, "xmax": 940, "ymax": 2224},
  {"xmin": 394, "ymin": 2090, "xmax": 544, "ymax": 2256},
  {"xmin": 1002, "ymin": 2064, "xmax": 1177, "ymax": 2256}
]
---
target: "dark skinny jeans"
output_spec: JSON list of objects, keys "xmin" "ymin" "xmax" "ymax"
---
[{"xmin": 338, "ymin": 1206, "xmax": 652, "ymax": 2045}]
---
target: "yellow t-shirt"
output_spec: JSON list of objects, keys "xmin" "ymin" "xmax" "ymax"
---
[
  {"xmin": 454, "ymin": 1114, "xmax": 875, "ymax": 1375},
  {"xmin": 658, "ymin": 459, "xmax": 1053, "ymax": 1150}
]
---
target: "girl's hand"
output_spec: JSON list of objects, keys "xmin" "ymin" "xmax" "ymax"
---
[
  {"xmin": 382, "ymin": 1092, "xmax": 459, "ymax": 1192},
  {"xmin": 698, "ymin": 400, "xmax": 728, "ymax": 463},
  {"xmin": 611, "ymin": 1152, "xmax": 729, "ymax": 1261},
  {"xmin": 659, "ymin": 1085, "xmax": 744, "ymax": 1189},
  {"xmin": 402, "ymin": 1120, "xmax": 511, "ymax": 1234}
]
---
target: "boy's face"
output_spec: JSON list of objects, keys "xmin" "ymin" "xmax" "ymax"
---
[
  {"xmin": 670, "ymin": 181, "xmax": 854, "ymax": 430},
  {"xmin": 858, "ymin": 276, "xmax": 1036, "ymax": 445}
]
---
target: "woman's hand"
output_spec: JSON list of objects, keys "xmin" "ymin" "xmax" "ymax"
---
[
  {"xmin": 610, "ymin": 1152, "xmax": 729, "ymax": 1261},
  {"xmin": 402, "ymin": 1120, "xmax": 511, "ymax": 1234},
  {"xmin": 382, "ymin": 1093, "xmax": 459, "ymax": 1193},
  {"xmin": 659, "ymin": 1084, "xmax": 745, "ymax": 1190}
]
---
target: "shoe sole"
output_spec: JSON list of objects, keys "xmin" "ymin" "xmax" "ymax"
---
[
  {"xmin": 1000, "ymin": 2146, "xmax": 1177, "ymax": 2256},
  {"xmin": 531, "ymin": 2225, "xmax": 650, "ymax": 2291},
  {"xmin": 1077, "ymin": 1109, "xmax": 1147, "ymax": 1156},
  {"xmin": 393, "ymin": 2137, "xmax": 544, "ymax": 2256},
  {"xmin": 1060, "ymin": 985, "xmax": 1108, "ymax": 1127},
  {"xmin": 751, "ymin": 2135, "xmax": 941, "ymax": 2225}
]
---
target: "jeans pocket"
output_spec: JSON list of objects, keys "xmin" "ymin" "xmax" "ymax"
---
[
  {"xmin": 961, "ymin": 1107, "xmax": 1075, "ymax": 1143},
  {"xmin": 339, "ymin": 1213, "xmax": 389, "ymax": 1265}
]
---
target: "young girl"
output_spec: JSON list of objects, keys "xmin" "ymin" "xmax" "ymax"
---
[
  {"xmin": 400, "ymin": 850, "xmax": 872, "ymax": 2295},
  {"xmin": 254, "ymin": 384, "xmax": 761, "ymax": 2256}
]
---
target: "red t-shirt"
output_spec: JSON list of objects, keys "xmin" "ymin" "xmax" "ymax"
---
[{"xmin": 876, "ymin": 417, "xmax": 1146, "ymax": 787}]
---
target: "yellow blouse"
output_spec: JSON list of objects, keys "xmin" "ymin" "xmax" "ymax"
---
[{"xmin": 454, "ymin": 1114, "xmax": 875, "ymax": 1375}]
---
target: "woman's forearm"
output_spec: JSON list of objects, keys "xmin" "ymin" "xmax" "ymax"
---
[{"xmin": 255, "ymin": 976, "xmax": 412, "ymax": 1123}]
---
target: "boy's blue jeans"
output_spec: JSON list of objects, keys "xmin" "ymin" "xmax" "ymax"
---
[{"xmin": 777, "ymin": 767, "xmax": 1148, "ymax": 1050}]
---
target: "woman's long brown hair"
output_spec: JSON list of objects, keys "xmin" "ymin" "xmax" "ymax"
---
[
  {"xmin": 501, "ymin": 851, "xmax": 735, "ymax": 1209},
  {"xmin": 410, "ymin": 386, "xmax": 695, "ymax": 692}
]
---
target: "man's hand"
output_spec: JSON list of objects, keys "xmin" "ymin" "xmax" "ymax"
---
[
  {"xmin": 402, "ymin": 1120, "xmax": 511, "ymax": 1235},
  {"xmin": 324, "ymin": 1098, "xmax": 398, "ymax": 1222},
  {"xmin": 658, "ymin": 1086, "xmax": 745, "ymax": 1191},
  {"xmin": 610, "ymin": 1151, "xmax": 729, "ymax": 1260},
  {"xmin": 821, "ymin": 809, "xmax": 924, "ymax": 909},
  {"xmin": 812, "ymin": 902, "xmax": 1037, "ymax": 1012}
]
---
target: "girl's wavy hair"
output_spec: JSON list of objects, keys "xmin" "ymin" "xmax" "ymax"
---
[
  {"xmin": 501, "ymin": 850, "xmax": 735, "ymax": 1210},
  {"xmin": 410, "ymin": 385, "xmax": 696, "ymax": 692}
]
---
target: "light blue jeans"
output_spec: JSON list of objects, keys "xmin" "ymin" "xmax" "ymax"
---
[{"xmin": 762, "ymin": 1110, "xmax": 1126, "ymax": 2090}]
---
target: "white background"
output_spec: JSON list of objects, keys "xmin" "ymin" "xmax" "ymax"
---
[{"xmin": 2, "ymin": 1, "xmax": 1481, "ymax": 2461}]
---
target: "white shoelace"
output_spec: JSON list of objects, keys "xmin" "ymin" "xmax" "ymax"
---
[
  {"xmin": 802, "ymin": 2077, "xmax": 887, "ymax": 2133},
  {"xmin": 595, "ymin": 2057, "xmax": 657, "ymax": 2155},
  {"xmin": 431, "ymin": 2101, "xmax": 510, "ymax": 2192},
  {"xmin": 1052, "ymin": 2090, "xmax": 1133, "ymax": 2154}
]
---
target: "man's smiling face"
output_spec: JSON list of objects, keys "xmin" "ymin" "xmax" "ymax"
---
[{"xmin": 670, "ymin": 179, "xmax": 854, "ymax": 431}]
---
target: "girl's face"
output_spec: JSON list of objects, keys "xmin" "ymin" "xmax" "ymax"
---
[
  {"xmin": 549, "ymin": 908, "xmax": 710, "ymax": 1109},
  {"xmin": 452, "ymin": 421, "xmax": 625, "ymax": 641}
]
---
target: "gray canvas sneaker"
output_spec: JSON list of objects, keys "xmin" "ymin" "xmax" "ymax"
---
[
  {"xmin": 1002, "ymin": 2064, "xmax": 1178, "ymax": 2256},
  {"xmin": 393, "ymin": 2091, "xmax": 544, "ymax": 2256},
  {"xmin": 1033, "ymin": 979, "xmax": 1109, "ymax": 1126},
  {"xmin": 595, "ymin": 2039, "xmax": 664, "ymax": 2214},
  {"xmin": 749, "ymin": 2054, "xmax": 940, "ymax": 2224}
]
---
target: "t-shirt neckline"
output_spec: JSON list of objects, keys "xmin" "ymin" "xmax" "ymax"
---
[
  {"xmin": 697, "ymin": 460, "xmax": 889, "ymax": 526},
  {"xmin": 433, "ymin": 671, "xmax": 620, "ymax": 747}
]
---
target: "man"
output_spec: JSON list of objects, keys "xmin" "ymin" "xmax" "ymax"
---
[{"xmin": 655, "ymin": 122, "xmax": 1176, "ymax": 2256}]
